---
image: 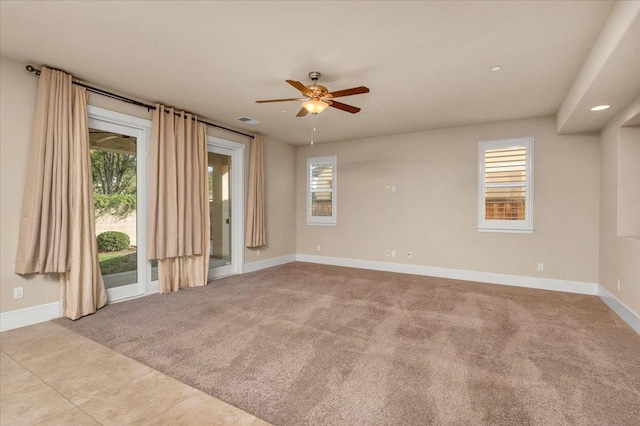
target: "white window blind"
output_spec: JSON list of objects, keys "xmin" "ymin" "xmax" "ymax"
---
[
  {"xmin": 478, "ymin": 137, "xmax": 533, "ymax": 233},
  {"xmin": 307, "ymin": 155, "xmax": 337, "ymax": 225}
]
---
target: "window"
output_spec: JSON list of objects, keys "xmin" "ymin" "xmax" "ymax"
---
[
  {"xmin": 307, "ymin": 155, "xmax": 337, "ymax": 225},
  {"xmin": 478, "ymin": 137, "xmax": 533, "ymax": 233}
]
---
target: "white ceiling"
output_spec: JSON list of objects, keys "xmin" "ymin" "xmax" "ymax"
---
[{"xmin": 0, "ymin": 1, "xmax": 631, "ymax": 145}]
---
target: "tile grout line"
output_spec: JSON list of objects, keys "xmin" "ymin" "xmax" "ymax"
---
[
  {"xmin": 0, "ymin": 349, "xmax": 45, "ymax": 399},
  {"xmin": 46, "ymin": 329, "xmax": 268, "ymax": 424},
  {"xmin": 4, "ymin": 331, "xmax": 268, "ymax": 425},
  {"xmin": 60, "ymin": 368, "xmax": 161, "ymax": 425},
  {"xmin": 65, "ymin": 405, "xmax": 104, "ymax": 426},
  {"xmin": 2, "ymin": 348, "xmax": 105, "ymax": 425},
  {"xmin": 71, "ymin": 368, "xmax": 191, "ymax": 425},
  {"xmin": 2, "ymin": 350, "xmax": 74, "ymax": 424},
  {"xmin": 34, "ymin": 406, "xmax": 104, "ymax": 426},
  {"xmin": 137, "ymin": 393, "xmax": 197, "ymax": 425},
  {"xmin": 3, "ymin": 334, "xmax": 210, "ymax": 426}
]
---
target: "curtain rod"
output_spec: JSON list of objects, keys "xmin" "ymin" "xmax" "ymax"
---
[{"xmin": 25, "ymin": 65, "xmax": 255, "ymax": 139}]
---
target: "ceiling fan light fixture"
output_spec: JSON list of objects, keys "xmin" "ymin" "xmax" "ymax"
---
[{"xmin": 302, "ymin": 99, "xmax": 329, "ymax": 114}]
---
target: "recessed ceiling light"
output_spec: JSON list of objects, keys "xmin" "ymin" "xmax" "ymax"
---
[
  {"xmin": 590, "ymin": 105, "xmax": 610, "ymax": 111},
  {"xmin": 491, "ymin": 66, "xmax": 502, "ymax": 72},
  {"xmin": 280, "ymin": 109, "xmax": 287, "ymax": 113}
]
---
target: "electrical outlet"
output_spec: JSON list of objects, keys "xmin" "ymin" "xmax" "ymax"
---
[
  {"xmin": 316, "ymin": 245, "xmax": 321, "ymax": 252},
  {"xmin": 617, "ymin": 279, "xmax": 621, "ymax": 290},
  {"xmin": 386, "ymin": 185, "xmax": 391, "ymax": 193},
  {"xmin": 391, "ymin": 251, "xmax": 396, "ymax": 258},
  {"xmin": 385, "ymin": 250, "xmax": 391, "ymax": 258},
  {"xmin": 13, "ymin": 287, "xmax": 24, "ymax": 299},
  {"xmin": 391, "ymin": 185, "xmax": 397, "ymax": 192},
  {"xmin": 537, "ymin": 263, "xmax": 544, "ymax": 271},
  {"xmin": 407, "ymin": 252, "xmax": 412, "ymax": 259}
]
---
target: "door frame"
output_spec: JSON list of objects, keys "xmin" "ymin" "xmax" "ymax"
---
[
  {"xmin": 87, "ymin": 106, "xmax": 157, "ymax": 301},
  {"xmin": 206, "ymin": 136, "xmax": 245, "ymax": 278}
]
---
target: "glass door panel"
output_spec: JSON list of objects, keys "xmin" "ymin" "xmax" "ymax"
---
[
  {"xmin": 90, "ymin": 128, "xmax": 139, "ymax": 291},
  {"xmin": 208, "ymin": 150, "xmax": 234, "ymax": 278},
  {"xmin": 149, "ymin": 150, "xmax": 234, "ymax": 283}
]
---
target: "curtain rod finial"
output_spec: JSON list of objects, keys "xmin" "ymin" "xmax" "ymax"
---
[{"xmin": 26, "ymin": 65, "xmax": 40, "ymax": 75}]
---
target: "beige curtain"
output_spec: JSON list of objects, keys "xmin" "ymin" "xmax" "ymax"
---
[
  {"xmin": 15, "ymin": 67, "xmax": 106, "ymax": 319},
  {"xmin": 245, "ymin": 134, "xmax": 266, "ymax": 247},
  {"xmin": 147, "ymin": 105, "xmax": 209, "ymax": 293}
]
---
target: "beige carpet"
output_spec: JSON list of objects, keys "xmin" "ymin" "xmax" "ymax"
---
[{"xmin": 55, "ymin": 262, "xmax": 640, "ymax": 425}]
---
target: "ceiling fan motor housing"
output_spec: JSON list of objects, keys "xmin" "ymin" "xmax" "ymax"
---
[
  {"xmin": 307, "ymin": 72, "xmax": 328, "ymax": 97},
  {"xmin": 308, "ymin": 71, "xmax": 321, "ymax": 81}
]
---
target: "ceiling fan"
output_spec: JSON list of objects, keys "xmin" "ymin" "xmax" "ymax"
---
[{"xmin": 256, "ymin": 71, "xmax": 369, "ymax": 117}]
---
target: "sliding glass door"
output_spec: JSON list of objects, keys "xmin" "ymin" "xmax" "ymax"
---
[
  {"xmin": 208, "ymin": 146, "xmax": 235, "ymax": 278},
  {"xmin": 88, "ymin": 107, "xmax": 154, "ymax": 301},
  {"xmin": 90, "ymin": 128, "xmax": 139, "ymax": 295},
  {"xmin": 88, "ymin": 107, "xmax": 244, "ymax": 295}
]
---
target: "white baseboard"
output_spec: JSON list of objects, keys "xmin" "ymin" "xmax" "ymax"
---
[
  {"xmin": 0, "ymin": 255, "xmax": 299, "ymax": 332},
  {"xmin": 7, "ymin": 257, "xmax": 634, "ymax": 336},
  {"xmin": 598, "ymin": 285, "xmax": 640, "ymax": 334},
  {"xmin": 0, "ymin": 301, "xmax": 62, "ymax": 332},
  {"xmin": 295, "ymin": 254, "xmax": 599, "ymax": 295},
  {"xmin": 243, "ymin": 254, "xmax": 297, "ymax": 273},
  {"xmin": 1, "ymin": 282, "xmax": 162, "ymax": 332}
]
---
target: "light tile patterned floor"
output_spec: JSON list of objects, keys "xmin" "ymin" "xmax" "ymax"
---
[{"xmin": 0, "ymin": 322, "xmax": 270, "ymax": 425}]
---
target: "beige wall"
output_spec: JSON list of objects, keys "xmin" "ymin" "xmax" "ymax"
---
[
  {"xmin": 618, "ymin": 127, "xmax": 640, "ymax": 237},
  {"xmin": 599, "ymin": 97, "xmax": 640, "ymax": 316},
  {"xmin": 0, "ymin": 56, "xmax": 295, "ymax": 313},
  {"xmin": 245, "ymin": 138, "xmax": 296, "ymax": 263},
  {"xmin": 296, "ymin": 116, "xmax": 600, "ymax": 285},
  {"xmin": 0, "ymin": 57, "xmax": 61, "ymax": 312}
]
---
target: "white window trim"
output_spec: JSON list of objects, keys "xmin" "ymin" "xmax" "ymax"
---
[
  {"xmin": 478, "ymin": 136, "xmax": 534, "ymax": 234},
  {"xmin": 307, "ymin": 155, "xmax": 337, "ymax": 226},
  {"xmin": 206, "ymin": 136, "xmax": 245, "ymax": 277}
]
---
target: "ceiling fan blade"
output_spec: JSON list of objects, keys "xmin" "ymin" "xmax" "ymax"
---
[
  {"xmin": 328, "ymin": 100, "xmax": 361, "ymax": 114},
  {"xmin": 327, "ymin": 86, "xmax": 370, "ymax": 98},
  {"xmin": 296, "ymin": 107, "xmax": 309, "ymax": 117},
  {"xmin": 286, "ymin": 80, "xmax": 313, "ymax": 96},
  {"xmin": 255, "ymin": 97, "xmax": 303, "ymax": 103}
]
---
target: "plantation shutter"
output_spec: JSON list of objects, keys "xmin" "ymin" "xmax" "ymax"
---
[
  {"xmin": 310, "ymin": 162, "xmax": 333, "ymax": 216},
  {"xmin": 478, "ymin": 137, "xmax": 533, "ymax": 233},
  {"xmin": 307, "ymin": 156, "xmax": 337, "ymax": 225},
  {"xmin": 484, "ymin": 146, "xmax": 527, "ymax": 220}
]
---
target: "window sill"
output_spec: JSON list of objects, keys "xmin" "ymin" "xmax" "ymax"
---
[
  {"xmin": 478, "ymin": 228, "xmax": 534, "ymax": 234},
  {"xmin": 307, "ymin": 222, "xmax": 337, "ymax": 227}
]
